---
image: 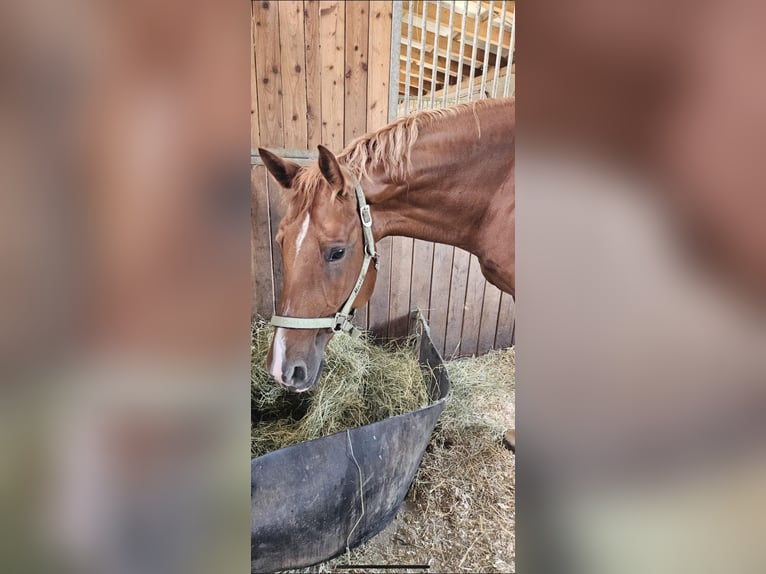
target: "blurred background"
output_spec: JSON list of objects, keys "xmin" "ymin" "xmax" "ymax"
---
[
  {"xmin": 1, "ymin": 1, "xmax": 250, "ymax": 573},
  {"xmin": 520, "ymin": 0, "xmax": 766, "ymax": 572},
  {"xmin": 2, "ymin": 0, "xmax": 766, "ymax": 573}
]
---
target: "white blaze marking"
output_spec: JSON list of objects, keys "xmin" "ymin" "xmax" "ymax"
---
[
  {"xmin": 270, "ymin": 327, "xmax": 287, "ymax": 383},
  {"xmin": 294, "ymin": 213, "xmax": 310, "ymax": 257}
]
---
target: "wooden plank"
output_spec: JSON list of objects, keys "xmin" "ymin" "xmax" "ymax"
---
[
  {"xmin": 367, "ymin": 236, "xmax": 393, "ymax": 339},
  {"xmin": 252, "ymin": 175, "xmax": 256, "ymax": 313},
  {"xmin": 400, "ymin": 69, "xmax": 511, "ymax": 110},
  {"xmin": 459, "ymin": 255, "xmax": 487, "ymax": 356},
  {"xmin": 365, "ymin": 1, "xmax": 393, "ymax": 336},
  {"xmin": 398, "ymin": 39, "xmax": 492, "ymax": 76},
  {"xmin": 427, "ymin": 64, "xmax": 512, "ymax": 105},
  {"xmin": 252, "ymin": 166, "xmax": 274, "ymax": 318},
  {"xmin": 494, "ymin": 291, "xmax": 515, "ymax": 348},
  {"xmin": 412, "ymin": 11, "xmax": 512, "ymax": 48},
  {"xmin": 399, "ymin": 49, "xmax": 476, "ymax": 79},
  {"xmin": 443, "ymin": 248, "xmax": 471, "ymax": 358},
  {"xmin": 250, "ymin": 3, "xmax": 260, "ymax": 147},
  {"xmin": 344, "ymin": 0, "xmax": 370, "ymax": 331},
  {"xmin": 428, "ymin": 243, "xmax": 455, "ymax": 356},
  {"xmin": 352, "ymin": 304, "xmax": 368, "ymax": 333},
  {"xmin": 409, "ymin": 238, "xmax": 434, "ymax": 331},
  {"xmin": 398, "ymin": 59, "xmax": 453, "ymax": 87},
  {"xmin": 477, "ymin": 280, "xmax": 503, "ymax": 354},
  {"xmin": 278, "ymin": 1, "xmax": 309, "ymax": 149},
  {"xmin": 510, "ymin": 311, "xmax": 515, "ymax": 346},
  {"xmin": 304, "ymin": 0, "xmax": 322, "ymax": 148},
  {"xmin": 253, "ymin": 0, "xmax": 284, "ymax": 147},
  {"xmin": 319, "ymin": 0, "xmax": 345, "ymax": 151},
  {"xmin": 397, "ymin": 83, "xmax": 422, "ymax": 99},
  {"xmin": 344, "ymin": 1, "xmax": 369, "ymax": 145},
  {"xmin": 367, "ymin": 1, "xmax": 392, "ymax": 130},
  {"xmin": 388, "ymin": 236, "xmax": 414, "ymax": 339},
  {"xmin": 266, "ymin": 176, "xmax": 286, "ymax": 311}
]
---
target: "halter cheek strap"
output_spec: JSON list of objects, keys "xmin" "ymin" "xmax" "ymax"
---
[{"xmin": 269, "ymin": 175, "xmax": 379, "ymax": 338}]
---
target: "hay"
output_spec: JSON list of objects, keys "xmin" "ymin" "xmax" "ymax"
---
[
  {"xmin": 277, "ymin": 346, "xmax": 516, "ymax": 574},
  {"xmin": 406, "ymin": 348, "xmax": 516, "ymax": 572},
  {"xmin": 251, "ymin": 320, "xmax": 428, "ymax": 457}
]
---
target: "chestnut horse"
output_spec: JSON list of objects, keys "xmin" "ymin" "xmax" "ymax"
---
[{"xmin": 259, "ymin": 98, "xmax": 515, "ymax": 393}]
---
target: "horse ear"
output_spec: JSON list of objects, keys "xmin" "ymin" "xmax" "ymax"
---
[
  {"xmin": 317, "ymin": 145, "xmax": 345, "ymax": 188},
  {"xmin": 259, "ymin": 148, "xmax": 301, "ymax": 189}
]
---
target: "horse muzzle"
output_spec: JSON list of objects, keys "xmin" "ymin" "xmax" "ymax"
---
[{"xmin": 278, "ymin": 358, "xmax": 324, "ymax": 393}]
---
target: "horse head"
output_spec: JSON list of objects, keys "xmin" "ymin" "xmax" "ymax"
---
[{"xmin": 259, "ymin": 146, "xmax": 378, "ymax": 392}]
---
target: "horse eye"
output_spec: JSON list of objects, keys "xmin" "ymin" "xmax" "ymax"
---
[{"xmin": 326, "ymin": 248, "xmax": 346, "ymax": 262}]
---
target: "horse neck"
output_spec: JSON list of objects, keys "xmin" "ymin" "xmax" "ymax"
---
[{"xmin": 365, "ymin": 105, "xmax": 513, "ymax": 253}]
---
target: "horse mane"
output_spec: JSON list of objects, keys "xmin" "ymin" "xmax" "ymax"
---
[
  {"xmin": 341, "ymin": 97, "xmax": 505, "ymax": 182},
  {"xmin": 283, "ymin": 98, "xmax": 509, "ymax": 221}
]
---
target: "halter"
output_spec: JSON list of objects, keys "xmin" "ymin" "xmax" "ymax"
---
[{"xmin": 269, "ymin": 174, "xmax": 378, "ymax": 338}]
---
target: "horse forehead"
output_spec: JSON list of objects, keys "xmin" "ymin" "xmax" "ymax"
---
[
  {"xmin": 279, "ymin": 210, "xmax": 351, "ymax": 248},
  {"xmin": 313, "ymin": 200, "xmax": 356, "ymax": 235}
]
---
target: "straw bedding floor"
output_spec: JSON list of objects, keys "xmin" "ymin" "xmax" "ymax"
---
[{"xmin": 252, "ymin": 322, "xmax": 515, "ymax": 573}]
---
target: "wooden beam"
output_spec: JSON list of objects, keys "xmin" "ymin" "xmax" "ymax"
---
[
  {"xmin": 404, "ymin": 1, "xmax": 514, "ymax": 53},
  {"xmin": 398, "ymin": 64, "xmax": 513, "ymax": 114},
  {"xmin": 399, "ymin": 46, "xmax": 500, "ymax": 78},
  {"xmin": 397, "ymin": 81, "xmax": 424, "ymax": 97},
  {"xmin": 399, "ymin": 62, "xmax": 450, "ymax": 87}
]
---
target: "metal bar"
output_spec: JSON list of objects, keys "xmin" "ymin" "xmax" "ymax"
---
[
  {"xmin": 491, "ymin": 0, "xmax": 507, "ymax": 98},
  {"xmin": 416, "ymin": 0, "xmax": 429, "ymax": 111},
  {"xmin": 388, "ymin": 0, "xmax": 404, "ymax": 121},
  {"xmin": 429, "ymin": 0, "xmax": 443, "ymax": 108},
  {"xmin": 479, "ymin": 0, "xmax": 494, "ymax": 98},
  {"xmin": 441, "ymin": 1, "xmax": 456, "ymax": 107},
  {"xmin": 454, "ymin": 0, "xmax": 469, "ymax": 104},
  {"xmin": 253, "ymin": 157, "xmax": 316, "ymax": 167},
  {"xmin": 252, "ymin": 153, "xmax": 317, "ymax": 167},
  {"xmin": 251, "ymin": 148, "xmax": 318, "ymax": 160},
  {"xmin": 503, "ymin": 7, "xmax": 514, "ymax": 97},
  {"xmin": 466, "ymin": 0, "xmax": 482, "ymax": 101},
  {"xmin": 403, "ymin": 0, "xmax": 416, "ymax": 115}
]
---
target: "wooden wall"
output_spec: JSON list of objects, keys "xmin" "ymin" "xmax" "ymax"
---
[{"xmin": 251, "ymin": 0, "xmax": 514, "ymax": 357}]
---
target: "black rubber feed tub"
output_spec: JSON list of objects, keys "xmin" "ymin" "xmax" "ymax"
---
[{"xmin": 251, "ymin": 312, "xmax": 450, "ymax": 572}]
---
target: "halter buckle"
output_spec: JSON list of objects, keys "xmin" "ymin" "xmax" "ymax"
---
[
  {"xmin": 332, "ymin": 312, "xmax": 352, "ymax": 333},
  {"xmin": 360, "ymin": 205, "xmax": 373, "ymax": 227}
]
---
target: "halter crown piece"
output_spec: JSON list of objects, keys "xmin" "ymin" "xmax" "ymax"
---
[{"xmin": 269, "ymin": 173, "xmax": 379, "ymax": 338}]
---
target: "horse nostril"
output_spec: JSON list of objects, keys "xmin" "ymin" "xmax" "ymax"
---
[
  {"xmin": 283, "ymin": 361, "xmax": 308, "ymax": 388},
  {"xmin": 292, "ymin": 365, "xmax": 306, "ymax": 383}
]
